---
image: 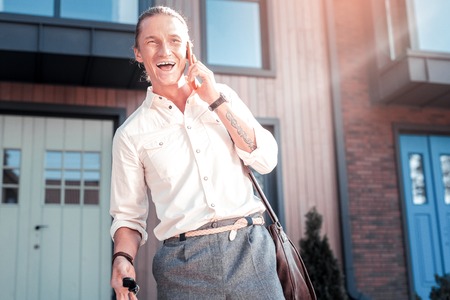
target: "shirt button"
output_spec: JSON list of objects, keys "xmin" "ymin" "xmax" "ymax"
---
[
  {"xmin": 210, "ymin": 203, "xmax": 215, "ymax": 208},
  {"xmin": 196, "ymin": 149, "xmax": 201, "ymax": 153},
  {"xmin": 159, "ymin": 142, "xmax": 164, "ymax": 146},
  {"xmin": 212, "ymin": 222, "xmax": 218, "ymax": 228},
  {"xmin": 169, "ymin": 105, "xmax": 172, "ymax": 109},
  {"xmin": 203, "ymin": 176, "xmax": 208, "ymax": 181},
  {"xmin": 187, "ymin": 125, "xmax": 192, "ymax": 129},
  {"xmin": 159, "ymin": 96, "xmax": 162, "ymax": 100}
]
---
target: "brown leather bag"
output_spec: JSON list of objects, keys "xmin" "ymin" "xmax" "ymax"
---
[{"xmin": 246, "ymin": 166, "xmax": 316, "ymax": 300}]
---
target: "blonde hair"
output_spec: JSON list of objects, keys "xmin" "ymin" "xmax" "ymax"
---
[{"xmin": 134, "ymin": 6, "xmax": 189, "ymax": 49}]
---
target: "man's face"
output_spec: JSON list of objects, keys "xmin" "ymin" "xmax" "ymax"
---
[{"xmin": 134, "ymin": 14, "xmax": 189, "ymax": 89}]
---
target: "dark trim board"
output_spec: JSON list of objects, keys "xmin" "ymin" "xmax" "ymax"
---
[{"xmin": 0, "ymin": 101, "xmax": 126, "ymax": 130}]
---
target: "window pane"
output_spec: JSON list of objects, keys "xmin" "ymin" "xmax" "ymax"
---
[
  {"xmin": 84, "ymin": 189, "xmax": 99, "ymax": 205},
  {"xmin": 412, "ymin": 0, "xmax": 450, "ymax": 53},
  {"xmin": 64, "ymin": 152, "xmax": 81, "ymax": 169},
  {"xmin": 84, "ymin": 171, "xmax": 100, "ymax": 187},
  {"xmin": 2, "ymin": 187, "xmax": 18, "ymax": 204},
  {"xmin": 0, "ymin": 0, "xmax": 54, "ymax": 17},
  {"xmin": 206, "ymin": 0, "xmax": 262, "ymax": 68},
  {"xmin": 440, "ymin": 155, "xmax": 450, "ymax": 204},
  {"xmin": 65, "ymin": 171, "xmax": 81, "ymax": 186},
  {"xmin": 3, "ymin": 169, "xmax": 19, "ymax": 184},
  {"xmin": 4, "ymin": 149, "xmax": 21, "ymax": 167},
  {"xmin": 65, "ymin": 189, "xmax": 80, "ymax": 204},
  {"xmin": 45, "ymin": 188, "xmax": 61, "ymax": 204},
  {"xmin": 83, "ymin": 152, "xmax": 100, "ymax": 169},
  {"xmin": 45, "ymin": 170, "xmax": 62, "ymax": 186},
  {"xmin": 61, "ymin": 0, "xmax": 138, "ymax": 24},
  {"xmin": 46, "ymin": 151, "xmax": 62, "ymax": 169},
  {"xmin": 409, "ymin": 153, "xmax": 427, "ymax": 205}
]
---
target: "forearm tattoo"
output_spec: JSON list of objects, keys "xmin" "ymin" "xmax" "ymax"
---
[{"xmin": 226, "ymin": 111, "xmax": 257, "ymax": 151}]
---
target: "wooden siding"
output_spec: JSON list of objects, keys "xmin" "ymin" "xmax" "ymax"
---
[
  {"xmin": 0, "ymin": 0, "xmax": 341, "ymax": 298},
  {"xmin": 156, "ymin": 0, "xmax": 341, "ymax": 258},
  {"xmin": 162, "ymin": 0, "xmax": 341, "ymax": 257}
]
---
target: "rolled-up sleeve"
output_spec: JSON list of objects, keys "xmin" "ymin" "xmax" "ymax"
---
[
  {"xmin": 109, "ymin": 129, "xmax": 149, "ymax": 246},
  {"xmin": 235, "ymin": 125, "xmax": 278, "ymax": 174}
]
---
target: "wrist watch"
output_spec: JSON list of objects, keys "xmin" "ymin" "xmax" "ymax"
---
[{"xmin": 208, "ymin": 93, "xmax": 228, "ymax": 111}]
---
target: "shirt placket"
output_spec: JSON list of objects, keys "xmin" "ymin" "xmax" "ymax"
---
[{"xmin": 184, "ymin": 101, "xmax": 218, "ymax": 211}]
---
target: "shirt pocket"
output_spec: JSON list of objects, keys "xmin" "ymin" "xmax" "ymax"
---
[{"xmin": 142, "ymin": 134, "xmax": 189, "ymax": 180}]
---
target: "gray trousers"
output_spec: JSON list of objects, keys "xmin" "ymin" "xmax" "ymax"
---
[{"xmin": 153, "ymin": 223, "xmax": 284, "ymax": 299}]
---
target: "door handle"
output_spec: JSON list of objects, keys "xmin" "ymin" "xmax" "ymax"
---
[{"xmin": 35, "ymin": 225, "xmax": 49, "ymax": 231}]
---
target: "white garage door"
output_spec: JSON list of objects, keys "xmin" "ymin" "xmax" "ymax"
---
[{"xmin": 0, "ymin": 115, "xmax": 113, "ymax": 300}]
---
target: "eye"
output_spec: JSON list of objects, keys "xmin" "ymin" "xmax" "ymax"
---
[{"xmin": 145, "ymin": 38, "xmax": 158, "ymax": 45}]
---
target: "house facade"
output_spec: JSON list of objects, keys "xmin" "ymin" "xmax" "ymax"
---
[
  {"xmin": 333, "ymin": 0, "xmax": 450, "ymax": 299},
  {"xmin": 0, "ymin": 0, "xmax": 449, "ymax": 300}
]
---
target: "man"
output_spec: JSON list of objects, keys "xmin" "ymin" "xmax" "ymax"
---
[{"xmin": 110, "ymin": 6, "xmax": 283, "ymax": 299}]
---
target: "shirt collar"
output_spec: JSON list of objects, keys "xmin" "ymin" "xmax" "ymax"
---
[{"xmin": 144, "ymin": 86, "xmax": 206, "ymax": 109}]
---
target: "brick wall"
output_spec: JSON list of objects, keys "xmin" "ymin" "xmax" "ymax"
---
[{"xmin": 333, "ymin": 0, "xmax": 450, "ymax": 299}]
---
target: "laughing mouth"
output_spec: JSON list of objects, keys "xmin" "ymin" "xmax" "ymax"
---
[{"xmin": 156, "ymin": 61, "xmax": 175, "ymax": 71}]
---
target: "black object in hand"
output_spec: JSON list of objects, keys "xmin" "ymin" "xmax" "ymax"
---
[{"xmin": 123, "ymin": 277, "xmax": 140, "ymax": 295}]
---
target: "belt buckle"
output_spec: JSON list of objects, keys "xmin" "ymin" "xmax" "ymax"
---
[
  {"xmin": 229, "ymin": 229, "xmax": 237, "ymax": 241},
  {"xmin": 228, "ymin": 218, "xmax": 247, "ymax": 241}
]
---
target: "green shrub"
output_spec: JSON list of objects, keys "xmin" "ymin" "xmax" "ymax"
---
[
  {"xmin": 300, "ymin": 207, "xmax": 348, "ymax": 300},
  {"xmin": 430, "ymin": 273, "xmax": 450, "ymax": 300}
]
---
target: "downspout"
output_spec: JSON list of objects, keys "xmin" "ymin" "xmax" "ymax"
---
[{"xmin": 322, "ymin": 0, "xmax": 371, "ymax": 299}]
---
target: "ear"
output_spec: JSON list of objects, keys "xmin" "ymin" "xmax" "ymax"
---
[{"xmin": 134, "ymin": 47, "xmax": 143, "ymax": 63}]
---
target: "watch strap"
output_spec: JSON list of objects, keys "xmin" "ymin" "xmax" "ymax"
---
[{"xmin": 208, "ymin": 93, "xmax": 227, "ymax": 111}]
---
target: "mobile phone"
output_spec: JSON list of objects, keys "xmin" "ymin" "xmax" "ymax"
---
[
  {"xmin": 123, "ymin": 277, "xmax": 139, "ymax": 295},
  {"xmin": 186, "ymin": 42, "xmax": 199, "ymax": 89}
]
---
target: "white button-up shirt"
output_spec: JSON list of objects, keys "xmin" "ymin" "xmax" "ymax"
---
[{"xmin": 110, "ymin": 84, "xmax": 278, "ymax": 243}]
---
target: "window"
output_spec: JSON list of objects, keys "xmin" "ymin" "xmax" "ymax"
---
[
  {"xmin": 60, "ymin": 0, "xmax": 138, "ymax": 24},
  {"xmin": 258, "ymin": 119, "xmax": 285, "ymax": 225},
  {"xmin": 0, "ymin": 0, "xmax": 139, "ymax": 24},
  {"xmin": 0, "ymin": 0, "xmax": 53, "ymax": 16},
  {"xmin": 201, "ymin": 0, "xmax": 274, "ymax": 76},
  {"xmin": 372, "ymin": 0, "xmax": 450, "ymax": 67},
  {"xmin": 409, "ymin": 153, "xmax": 427, "ymax": 205},
  {"xmin": 44, "ymin": 151, "xmax": 101, "ymax": 205},
  {"xmin": 440, "ymin": 155, "xmax": 450, "ymax": 204},
  {"xmin": 371, "ymin": 0, "xmax": 409, "ymax": 68},
  {"xmin": 408, "ymin": 0, "xmax": 450, "ymax": 54},
  {"xmin": 1, "ymin": 149, "xmax": 21, "ymax": 204}
]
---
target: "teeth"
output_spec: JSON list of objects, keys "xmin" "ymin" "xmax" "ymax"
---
[{"xmin": 157, "ymin": 62, "xmax": 175, "ymax": 66}]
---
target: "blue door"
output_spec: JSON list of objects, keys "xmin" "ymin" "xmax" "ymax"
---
[{"xmin": 399, "ymin": 135, "xmax": 450, "ymax": 299}]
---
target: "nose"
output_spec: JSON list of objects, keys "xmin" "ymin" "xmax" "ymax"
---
[{"xmin": 158, "ymin": 41, "xmax": 172, "ymax": 56}]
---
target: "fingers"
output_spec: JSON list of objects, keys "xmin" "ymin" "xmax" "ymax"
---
[
  {"xmin": 111, "ymin": 258, "xmax": 138, "ymax": 299},
  {"xmin": 113, "ymin": 290, "xmax": 133, "ymax": 300},
  {"xmin": 186, "ymin": 57, "xmax": 220, "ymax": 101},
  {"xmin": 112, "ymin": 284, "xmax": 134, "ymax": 299},
  {"xmin": 129, "ymin": 292, "xmax": 139, "ymax": 300},
  {"xmin": 188, "ymin": 60, "xmax": 214, "ymax": 86},
  {"xmin": 113, "ymin": 281, "xmax": 139, "ymax": 300}
]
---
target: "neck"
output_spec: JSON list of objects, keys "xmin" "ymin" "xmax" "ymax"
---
[{"xmin": 153, "ymin": 80, "xmax": 192, "ymax": 113}]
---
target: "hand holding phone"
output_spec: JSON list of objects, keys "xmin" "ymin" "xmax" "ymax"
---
[
  {"xmin": 123, "ymin": 277, "xmax": 140, "ymax": 295},
  {"xmin": 187, "ymin": 42, "xmax": 199, "ymax": 90}
]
